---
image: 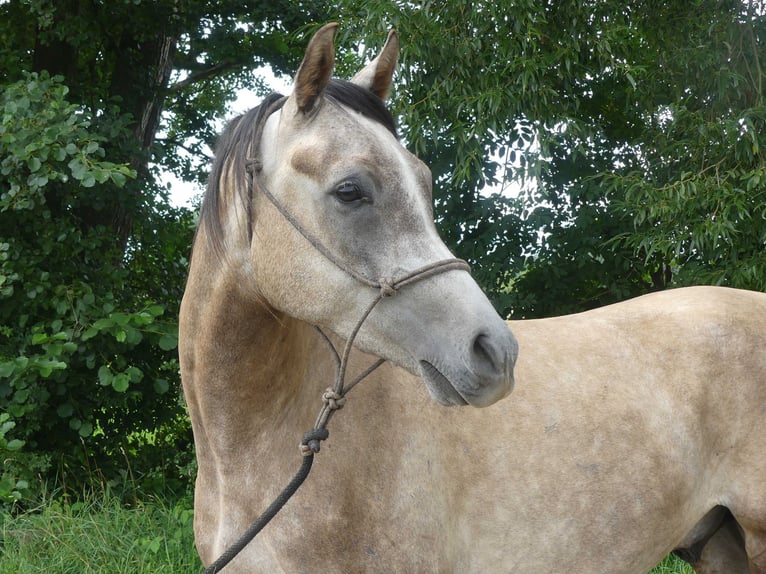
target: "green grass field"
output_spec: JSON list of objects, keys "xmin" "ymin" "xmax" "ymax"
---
[
  {"xmin": 0, "ymin": 494, "xmax": 694, "ymax": 573},
  {"xmin": 0, "ymin": 495, "xmax": 202, "ymax": 573}
]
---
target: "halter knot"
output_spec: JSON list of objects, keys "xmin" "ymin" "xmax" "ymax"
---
[
  {"xmin": 378, "ymin": 277, "xmax": 398, "ymax": 298},
  {"xmin": 300, "ymin": 427, "xmax": 330, "ymax": 456},
  {"xmin": 322, "ymin": 388, "xmax": 347, "ymax": 411}
]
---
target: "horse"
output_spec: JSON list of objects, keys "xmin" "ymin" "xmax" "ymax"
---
[{"xmin": 179, "ymin": 23, "xmax": 766, "ymax": 573}]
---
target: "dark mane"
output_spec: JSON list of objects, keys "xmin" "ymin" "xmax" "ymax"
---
[
  {"xmin": 325, "ymin": 79, "xmax": 397, "ymax": 137},
  {"xmin": 198, "ymin": 79, "xmax": 398, "ymax": 257}
]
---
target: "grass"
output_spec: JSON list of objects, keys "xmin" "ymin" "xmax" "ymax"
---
[
  {"xmin": 651, "ymin": 554, "xmax": 695, "ymax": 574},
  {"xmin": 0, "ymin": 493, "xmax": 695, "ymax": 573},
  {"xmin": 0, "ymin": 494, "xmax": 202, "ymax": 573}
]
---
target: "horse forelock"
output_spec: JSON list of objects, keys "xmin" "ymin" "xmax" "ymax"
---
[
  {"xmin": 198, "ymin": 92, "xmax": 286, "ymax": 259},
  {"xmin": 196, "ymin": 79, "xmax": 398, "ymax": 259}
]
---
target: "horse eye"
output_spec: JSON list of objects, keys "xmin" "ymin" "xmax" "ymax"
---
[{"xmin": 335, "ymin": 181, "xmax": 364, "ymax": 203}]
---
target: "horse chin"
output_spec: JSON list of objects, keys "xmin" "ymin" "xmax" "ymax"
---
[
  {"xmin": 418, "ymin": 360, "xmax": 470, "ymax": 407},
  {"xmin": 418, "ymin": 359, "xmax": 514, "ymax": 408}
]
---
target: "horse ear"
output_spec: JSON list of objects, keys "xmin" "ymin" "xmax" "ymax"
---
[
  {"xmin": 350, "ymin": 30, "xmax": 399, "ymax": 101},
  {"xmin": 290, "ymin": 23, "xmax": 338, "ymax": 115}
]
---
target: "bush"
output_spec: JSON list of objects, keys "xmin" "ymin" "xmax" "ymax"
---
[{"xmin": 0, "ymin": 73, "xmax": 194, "ymax": 507}]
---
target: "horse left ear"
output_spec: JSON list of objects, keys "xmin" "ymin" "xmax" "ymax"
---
[
  {"xmin": 290, "ymin": 22, "xmax": 338, "ymax": 115},
  {"xmin": 351, "ymin": 30, "xmax": 399, "ymax": 101}
]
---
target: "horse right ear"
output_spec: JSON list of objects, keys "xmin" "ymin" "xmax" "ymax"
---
[
  {"xmin": 288, "ymin": 22, "xmax": 338, "ymax": 116},
  {"xmin": 350, "ymin": 30, "xmax": 399, "ymax": 101}
]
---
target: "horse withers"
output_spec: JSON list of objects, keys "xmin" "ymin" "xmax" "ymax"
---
[{"xmin": 180, "ymin": 23, "xmax": 766, "ymax": 573}]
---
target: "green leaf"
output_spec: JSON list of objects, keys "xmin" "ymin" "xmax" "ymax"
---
[
  {"xmin": 126, "ymin": 366, "xmax": 143, "ymax": 382},
  {"xmin": 111, "ymin": 373, "xmax": 130, "ymax": 393},
  {"xmin": 78, "ymin": 422, "xmax": 93, "ymax": 437},
  {"xmin": 37, "ymin": 359, "xmax": 66, "ymax": 377},
  {"xmin": 56, "ymin": 403, "xmax": 74, "ymax": 418},
  {"xmin": 8, "ymin": 405, "xmax": 25, "ymax": 418},
  {"xmin": 5, "ymin": 439, "xmax": 24, "ymax": 451},
  {"xmin": 111, "ymin": 313, "xmax": 130, "ymax": 326},
  {"xmin": 158, "ymin": 333, "xmax": 178, "ymax": 351},
  {"xmin": 91, "ymin": 318, "xmax": 114, "ymax": 330},
  {"xmin": 110, "ymin": 171, "xmax": 127, "ymax": 187},
  {"xmin": 153, "ymin": 378, "xmax": 169, "ymax": 394},
  {"xmin": 81, "ymin": 327, "xmax": 99, "ymax": 341},
  {"xmin": 68, "ymin": 157, "xmax": 86, "ymax": 179},
  {"xmin": 146, "ymin": 304, "xmax": 164, "ymax": 317},
  {"xmin": 125, "ymin": 327, "xmax": 143, "ymax": 345},
  {"xmin": 98, "ymin": 365, "xmax": 113, "ymax": 386},
  {"xmin": 31, "ymin": 332, "xmax": 48, "ymax": 344},
  {"xmin": 0, "ymin": 362, "xmax": 16, "ymax": 378}
]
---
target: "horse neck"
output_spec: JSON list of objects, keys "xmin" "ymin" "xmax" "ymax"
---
[{"xmin": 180, "ymin": 241, "xmax": 326, "ymax": 460}]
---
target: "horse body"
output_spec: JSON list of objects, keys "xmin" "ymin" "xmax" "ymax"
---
[
  {"xmin": 180, "ymin": 24, "xmax": 766, "ymax": 573},
  {"xmin": 183, "ymin": 280, "xmax": 766, "ymax": 572}
]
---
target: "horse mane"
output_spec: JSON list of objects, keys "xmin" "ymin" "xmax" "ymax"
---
[{"xmin": 198, "ymin": 79, "xmax": 398, "ymax": 258}]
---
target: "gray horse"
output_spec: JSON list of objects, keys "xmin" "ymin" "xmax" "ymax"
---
[{"xmin": 180, "ymin": 23, "xmax": 766, "ymax": 573}]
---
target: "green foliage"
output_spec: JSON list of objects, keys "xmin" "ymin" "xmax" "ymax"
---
[
  {"xmin": 0, "ymin": 72, "xmax": 192, "ymax": 505},
  {"xmin": 0, "ymin": 72, "xmax": 135, "ymax": 211},
  {"xmin": 607, "ymin": 102, "xmax": 766, "ymax": 291},
  {"xmin": 0, "ymin": 1, "xmax": 323, "ymax": 506},
  {"xmin": 336, "ymin": 0, "xmax": 766, "ymax": 317},
  {"xmin": 651, "ymin": 555, "xmax": 695, "ymax": 574},
  {"xmin": 0, "ymin": 412, "xmax": 48, "ymax": 506},
  {"xmin": 151, "ymin": 0, "xmax": 330, "ymax": 185}
]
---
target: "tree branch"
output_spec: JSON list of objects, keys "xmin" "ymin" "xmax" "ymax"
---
[
  {"xmin": 169, "ymin": 61, "xmax": 242, "ymax": 92},
  {"xmin": 156, "ymin": 137, "xmax": 214, "ymax": 162}
]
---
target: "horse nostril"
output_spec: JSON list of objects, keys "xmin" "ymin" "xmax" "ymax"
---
[{"xmin": 472, "ymin": 332, "xmax": 501, "ymax": 375}]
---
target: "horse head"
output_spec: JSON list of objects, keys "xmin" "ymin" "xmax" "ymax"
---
[{"xmin": 202, "ymin": 23, "xmax": 517, "ymax": 407}]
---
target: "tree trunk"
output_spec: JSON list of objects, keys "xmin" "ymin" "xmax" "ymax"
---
[
  {"xmin": 31, "ymin": 0, "xmax": 179, "ymax": 252},
  {"xmin": 108, "ymin": 30, "xmax": 179, "ymax": 249}
]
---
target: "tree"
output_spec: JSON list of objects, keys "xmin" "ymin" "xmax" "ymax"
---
[
  {"xmin": 2, "ymin": 0, "xmax": 763, "ymax": 504},
  {"xmin": 0, "ymin": 0, "xmax": 326, "ymax": 503},
  {"xmin": 604, "ymin": 3, "xmax": 766, "ymax": 291},
  {"xmin": 335, "ymin": 0, "xmax": 766, "ymax": 317}
]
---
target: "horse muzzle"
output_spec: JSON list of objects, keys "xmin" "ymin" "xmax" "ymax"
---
[{"xmin": 417, "ymin": 324, "xmax": 517, "ymax": 408}]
